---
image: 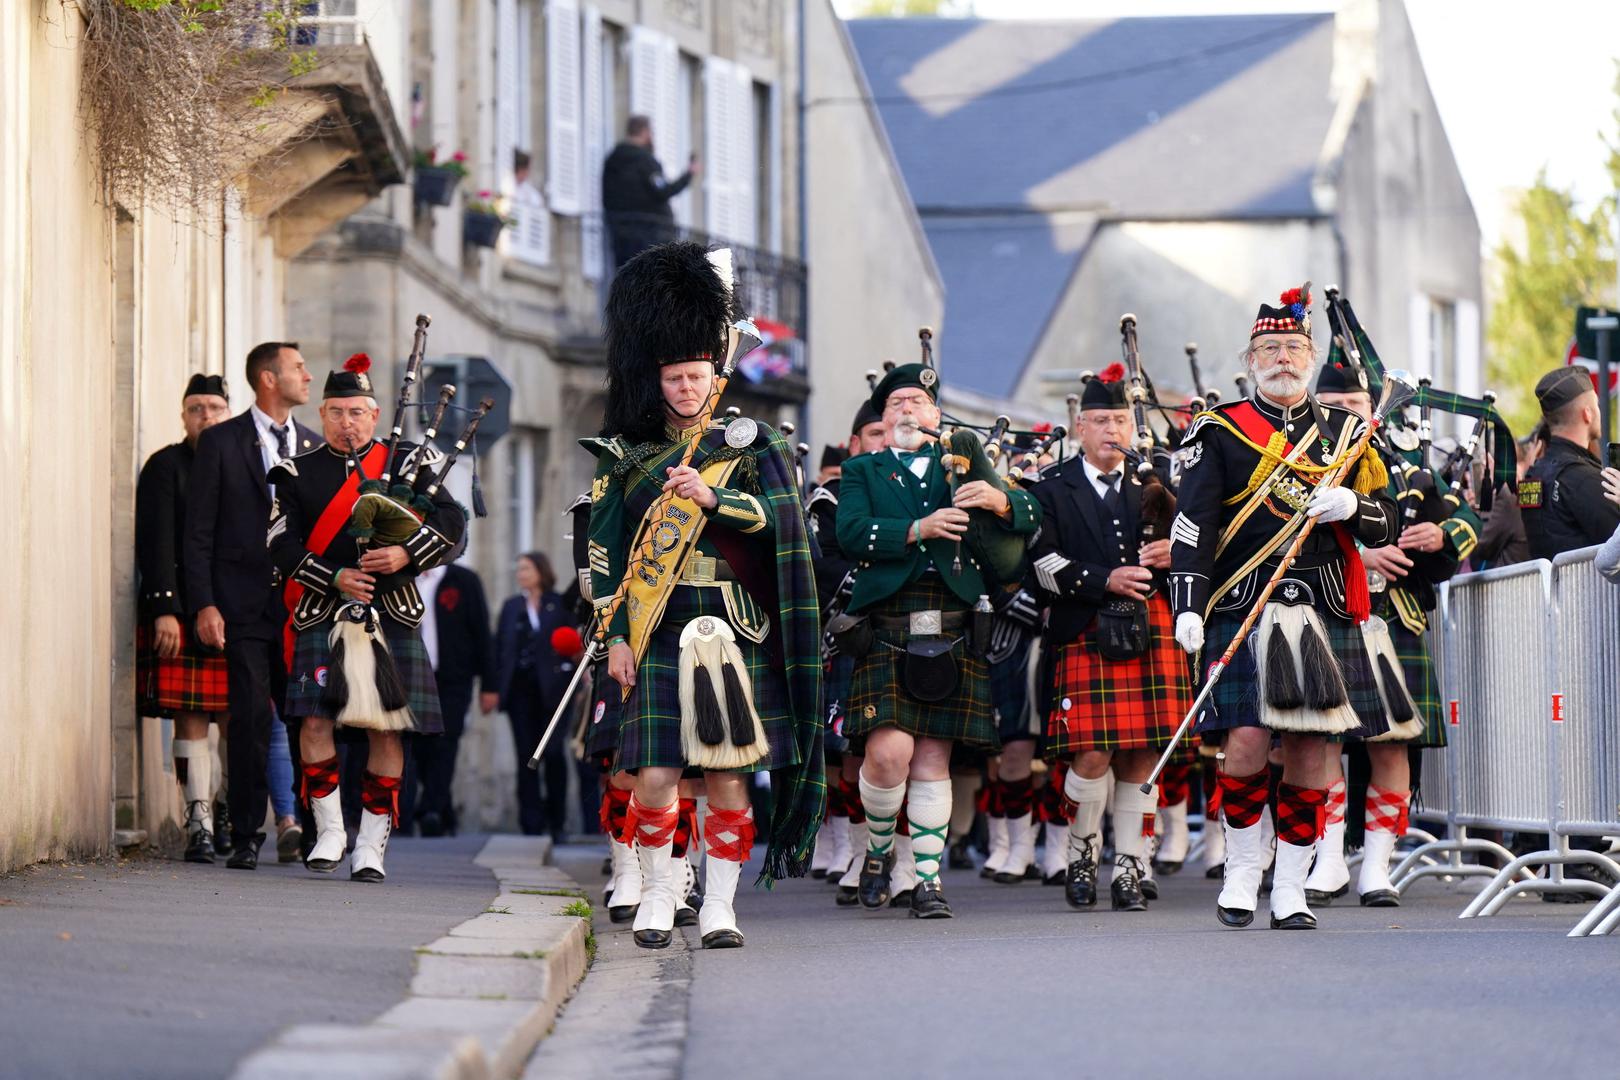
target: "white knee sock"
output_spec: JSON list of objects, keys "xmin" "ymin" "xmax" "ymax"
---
[
  {"xmin": 906, "ymin": 779, "xmax": 952, "ymax": 885},
  {"xmin": 1112, "ymin": 781, "xmax": 1158, "ymax": 861},
  {"xmin": 1064, "ymin": 769, "xmax": 1108, "ymax": 858},
  {"xmin": 858, "ymin": 772, "xmax": 906, "ymax": 857},
  {"xmin": 174, "ymin": 738, "xmax": 212, "ymax": 832}
]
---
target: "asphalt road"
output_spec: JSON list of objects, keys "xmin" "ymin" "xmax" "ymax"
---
[
  {"xmin": 549, "ymin": 844, "xmax": 1620, "ymax": 1080},
  {"xmin": 0, "ymin": 835, "xmax": 498, "ymax": 1080}
]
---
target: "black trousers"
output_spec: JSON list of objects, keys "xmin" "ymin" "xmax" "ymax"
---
[
  {"xmin": 508, "ymin": 677, "xmax": 567, "ymax": 837},
  {"xmin": 223, "ymin": 634, "xmax": 305, "ymax": 846},
  {"xmin": 402, "ymin": 682, "xmax": 470, "ymax": 834}
]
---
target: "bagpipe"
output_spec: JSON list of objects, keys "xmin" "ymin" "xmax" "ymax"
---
[
  {"xmin": 321, "ymin": 314, "xmax": 493, "ymax": 732},
  {"xmin": 1116, "ymin": 313, "xmax": 1178, "ymax": 540}
]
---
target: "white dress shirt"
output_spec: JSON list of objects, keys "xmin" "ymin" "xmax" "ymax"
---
[
  {"xmin": 1082, "ymin": 456, "xmax": 1127, "ymax": 502},
  {"xmin": 417, "ymin": 564, "xmax": 447, "ymax": 670},
  {"xmin": 891, "ymin": 445, "xmax": 932, "ymax": 480},
  {"xmin": 251, "ymin": 404, "xmax": 295, "ymax": 474}
]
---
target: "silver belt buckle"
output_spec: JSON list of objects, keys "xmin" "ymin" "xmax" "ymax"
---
[
  {"xmin": 683, "ymin": 555, "xmax": 718, "ymax": 585},
  {"xmin": 909, "ymin": 609, "xmax": 943, "ymax": 636}
]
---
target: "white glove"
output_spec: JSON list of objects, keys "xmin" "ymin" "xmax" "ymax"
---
[
  {"xmin": 1174, "ymin": 611, "xmax": 1205, "ymax": 655},
  {"xmin": 1306, "ymin": 486, "xmax": 1358, "ymax": 523}
]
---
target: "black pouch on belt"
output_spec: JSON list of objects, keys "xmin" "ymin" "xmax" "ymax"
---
[
  {"xmin": 969, "ymin": 605, "xmax": 993, "ymax": 658},
  {"xmin": 825, "ymin": 612, "xmax": 874, "ymax": 659},
  {"xmin": 1095, "ymin": 598, "xmax": 1150, "ymax": 661},
  {"xmin": 900, "ymin": 639, "xmax": 960, "ymax": 702}
]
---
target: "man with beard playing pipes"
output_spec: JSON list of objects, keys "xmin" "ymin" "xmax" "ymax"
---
[
  {"xmin": 588, "ymin": 241, "xmax": 824, "ymax": 949},
  {"xmin": 1027, "ymin": 362, "xmax": 1191, "ymax": 912},
  {"xmin": 835, "ymin": 355, "xmax": 1042, "ymax": 918},
  {"xmin": 1168, "ymin": 285, "xmax": 1399, "ymax": 930},
  {"xmin": 1310, "ymin": 361, "xmax": 1478, "ymax": 906},
  {"xmin": 270, "ymin": 354, "xmax": 466, "ymax": 882}
]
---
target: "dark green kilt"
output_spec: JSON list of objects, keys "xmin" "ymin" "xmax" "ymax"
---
[
  {"xmin": 616, "ymin": 584, "xmax": 798, "ymax": 774},
  {"xmin": 583, "ymin": 659, "xmax": 626, "ymax": 768},
  {"xmin": 285, "ymin": 619, "xmax": 444, "ymax": 735},
  {"xmin": 1194, "ymin": 606, "xmax": 1386, "ymax": 739},
  {"xmin": 844, "ymin": 577, "xmax": 997, "ymax": 751},
  {"xmin": 1393, "ymin": 621, "xmax": 1445, "ymax": 748}
]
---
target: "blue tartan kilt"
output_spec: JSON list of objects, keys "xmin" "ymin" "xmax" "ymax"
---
[
  {"xmin": 1193, "ymin": 606, "xmax": 1386, "ymax": 739},
  {"xmin": 285, "ymin": 619, "xmax": 444, "ymax": 735},
  {"xmin": 616, "ymin": 584, "xmax": 798, "ymax": 774},
  {"xmin": 991, "ymin": 638, "xmax": 1037, "ymax": 743}
]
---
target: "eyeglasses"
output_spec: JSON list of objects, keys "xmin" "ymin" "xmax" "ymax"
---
[
  {"xmin": 184, "ymin": 403, "xmax": 229, "ymax": 417},
  {"xmin": 885, "ymin": 393, "xmax": 933, "ymax": 410},
  {"xmin": 1251, "ymin": 342, "xmax": 1313, "ymax": 361}
]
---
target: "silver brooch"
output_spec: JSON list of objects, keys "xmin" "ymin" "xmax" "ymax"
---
[
  {"xmin": 725, "ymin": 417, "xmax": 758, "ymax": 448},
  {"xmin": 697, "ymin": 617, "xmax": 715, "ymax": 636},
  {"xmin": 1283, "ymin": 583, "xmax": 1300, "ymax": 601},
  {"xmin": 919, "ymin": 368, "xmax": 937, "ymax": 388}
]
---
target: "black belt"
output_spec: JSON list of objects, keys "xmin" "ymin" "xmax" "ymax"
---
[{"xmin": 872, "ymin": 611, "xmax": 967, "ymax": 632}]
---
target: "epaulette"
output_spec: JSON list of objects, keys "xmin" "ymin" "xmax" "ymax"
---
[
  {"xmin": 268, "ymin": 459, "xmax": 297, "ymax": 484},
  {"xmin": 578, "ymin": 435, "xmax": 627, "ymax": 460},
  {"xmin": 563, "ymin": 489, "xmax": 591, "ymax": 515},
  {"xmin": 806, "ymin": 483, "xmax": 838, "ymax": 510},
  {"xmin": 1182, "ymin": 398, "xmax": 1249, "ymax": 444}
]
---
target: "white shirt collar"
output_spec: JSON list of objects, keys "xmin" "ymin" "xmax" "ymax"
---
[{"xmin": 1082, "ymin": 455, "xmax": 1125, "ymax": 493}]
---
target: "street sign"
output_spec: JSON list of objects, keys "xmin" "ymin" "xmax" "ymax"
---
[
  {"xmin": 421, "ymin": 355, "xmax": 513, "ymax": 452},
  {"xmin": 1575, "ymin": 306, "xmax": 1619, "ymax": 359}
]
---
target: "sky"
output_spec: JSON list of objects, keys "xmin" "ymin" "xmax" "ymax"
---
[{"xmin": 834, "ymin": 0, "xmax": 1620, "ymax": 251}]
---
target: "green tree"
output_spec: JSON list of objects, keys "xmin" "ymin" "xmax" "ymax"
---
[
  {"xmin": 1487, "ymin": 63, "xmax": 1620, "ymax": 433},
  {"xmin": 849, "ymin": 0, "xmax": 971, "ymax": 15}
]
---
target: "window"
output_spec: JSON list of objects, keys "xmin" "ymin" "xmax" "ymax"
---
[
  {"xmin": 702, "ymin": 57, "xmax": 756, "ymax": 246},
  {"xmin": 508, "ymin": 427, "xmax": 550, "ymax": 556},
  {"xmin": 546, "ymin": 0, "xmax": 583, "ymax": 215},
  {"xmin": 629, "ymin": 26, "xmax": 686, "ymax": 226},
  {"xmin": 581, "ymin": 5, "xmax": 606, "ymax": 279}
]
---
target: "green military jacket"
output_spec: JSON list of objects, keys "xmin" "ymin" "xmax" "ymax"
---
[
  {"xmin": 835, "ymin": 443, "xmax": 1041, "ymax": 613},
  {"xmin": 1378, "ymin": 441, "xmax": 1483, "ymax": 633}
]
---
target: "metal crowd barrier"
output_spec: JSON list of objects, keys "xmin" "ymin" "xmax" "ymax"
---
[{"xmin": 1389, "ymin": 550, "xmax": 1620, "ymax": 934}]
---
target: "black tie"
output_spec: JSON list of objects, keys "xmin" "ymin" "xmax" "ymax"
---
[
  {"xmin": 272, "ymin": 424, "xmax": 290, "ymax": 462},
  {"xmin": 1101, "ymin": 471, "xmax": 1123, "ymax": 514}
]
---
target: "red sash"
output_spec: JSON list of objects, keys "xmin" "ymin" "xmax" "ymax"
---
[{"xmin": 282, "ymin": 443, "xmax": 389, "ymax": 667}]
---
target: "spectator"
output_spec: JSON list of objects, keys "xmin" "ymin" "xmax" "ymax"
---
[
  {"xmin": 184, "ymin": 342, "xmax": 319, "ymax": 869},
  {"xmin": 1595, "ymin": 464, "xmax": 1620, "ymax": 582},
  {"xmin": 492, "ymin": 552, "xmax": 576, "ymax": 842},
  {"xmin": 1470, "ymin": 425, "xmax": 1544, "ymax": 570},
  {"xmin": 602, "ymin": 115, "xmax": 699, "ymax": 268},
  {"xmin": 405, "ymin": 559, "xmax": 495, "ymax": 836}
]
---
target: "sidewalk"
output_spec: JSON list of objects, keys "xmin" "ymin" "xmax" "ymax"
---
[{"xmin": 0, "ymin": 834, "xmax": 590, "ymax": 1080}]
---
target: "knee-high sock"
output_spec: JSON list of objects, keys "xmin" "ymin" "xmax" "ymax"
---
[
  {"xmin": 1364, "ymin": 785, "xmax": 1410, "ymax": 836},
  {"xmin": 703, "ymin": 804, "xmax": 756, "ymax": 863},
  {"xmin": 1219, "ymin": 768, "xmax": 1270, "ymax": 829},
  {"xmin": 906, "ymin": 779, "xmax": 951, "ymax": 884},
  {"xmin": 949, "ymin": 775, "xmax": 978, "ymax": 839},
  {"xmin": 600, "ymin": 786, "xmax": 633, "ymax": 844},
  {"xmin": 1157, "ymin": 762, "xmax": 1192, "ymax": 808},
  {"xmin": 174, "ymin": 738, "xmax": 212, "ymax": 831},
  {"xmin": 1113, "ymin": 780, "xmax": 1157, "ymax": 861},
  {"xmin": 1323, "ymin": 778, "xmax": 1347, "ymax": 828},
  {"xmin": 858, "ymin": 773, "xmax": 905, "ymax": 857},
  {"xmin": 840, "ymin": 775, "xmax": 865, "ymax": 825},
  {"xmin": 672, "ymin": 797, "xmax": 699, "ymax": 859},
  {"xmin": 360, "ymin": 771, "xmax": 401, "ymax": 827},
  {"xmin": 628, "ymin": 794, "xmax": 680, "ymax": 850},
  {"xmin": 1063, "ymin": 769, "xmax": 1109, "ymax": 858},
  {"xmin": 1275, "ymin": 782, "xmax": 1326, "ymax": 847}
]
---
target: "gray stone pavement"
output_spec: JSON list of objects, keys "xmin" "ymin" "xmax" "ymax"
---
[
  {"xmin": 0, "ymin": 835, "xmax": 498, "ymax": 1080},
  {"xmin": 544, "ymin": 843, "xmax": 1620, "ymax": 1080}
]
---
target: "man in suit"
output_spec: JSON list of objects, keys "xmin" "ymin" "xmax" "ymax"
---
[
  {"xmin": 835, "ymin": 362, "xmax": 1042, "ymax": 919},
  {"xmin": 184, "ymin": 341, "xmax": 318, "ymax": 868},
  {"xmin": 405, "ymin": 560, "xmax": 494, "ymax": 836},
  {"xmin": 1026, "ymin": 364, "xmax": 1190, "ymax": 913}
]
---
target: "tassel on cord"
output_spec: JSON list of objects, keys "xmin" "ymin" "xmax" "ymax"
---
[
  {"xmin": 1331, "ymin": 525, "xmax": 1372, "ymax": 622},
  {"xmin": 1299, "ymin": 612, "xmax": 1349, "ymax": 710},
  {"xmin": 1261, "ymin": 608, "xmax": 1304, "ymax": 710},
  {"xmin": 1352, "ymin": 448, "xmax": 1388, "ymax": 495},
  {"xmin": 372, "ymin": 638, "xmax": 410, "ymax": 712},
  {"xmin": 1361, "ymin": 616, "xmax": 1423, "ymax": 740},
  {"xmin": 470, "ymin": 441, "xmax": 488, "ymax": 518},
  {"xmin": 721, "ymin": 661, "xmax": 757, "ymax": 747},
  {"xmin": 322, "ymin": 632, "xmax": 350, "ymax": 717},
  {"xmin": 692, "ymin": 666, "xmax": 727, "ymax": 746},
  {"xmin": 1376, "ymin": 654, "xmax": 1415, "ymax": 724}
]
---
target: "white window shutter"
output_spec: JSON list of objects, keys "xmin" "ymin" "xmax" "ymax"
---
[
  {"xmin": 517, "ymin": 3, "xmax": 533, "ymax": 154},
  {"xmin": 580, "ymin": 4, "xmax": 604, "ymax": 279},
  {"xmin": 704, "ymin": 56, "xmax": 736, "ymax": 242},
  {"xmin": 495, "ymin": 0, "xmax": 519, "ymax": 196},
  {"xmin": 546, "ymin": 0, "xmax": 583, "ymax": 215},
  {"xmin": 766, "ymin": 80, "xmax": 781, "ymax": 254},
  {"xmin": 631, "ymin": 28, "xmax": 685, "ymax": 225},
  {"xmin": 731, "ymin": 63, "xmax": 756, "ymax": 248},
  {"xmin": 1455, "ymin": 298, "xmax": 1481, "ymax": 397},
  {"xmin": 509, "ymin": 183, "xmax": 552, "ymax": 266},
  {"xmin": 1407, "ymin": 293, "xmax": 1431, "ymax": 377}
]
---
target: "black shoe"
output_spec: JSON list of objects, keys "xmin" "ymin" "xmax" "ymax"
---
[
  {"xmin": 184, "ymin": 828, "xmax": 216, "ymax": 864},
  {"xmin": 1542, "ymin": 891, "xmax": 1595, "ymax": 904},
  {"xmin": 1205, "ymin": 864, "xmax": 1225, "ymax": 880},
  {"xmin": 1152, "ymin": 858, "xmax": 1184, "ymax": 875},
  {"xmin": 213, "ymin": 800, "xmax": 233, "ymax": 856},
  {"xmin": 909, "ymin": 881, "xmax": 953, "ymax": 919},
  {"xmin": 633, "ymin": 928, "xmax": 672, "ymax": 949},
  {"xmin": 601, "ymin": 855, "xmax": 613, "ymax": 877},
  {"xmin": 1217, "ymin": 905, "xmax": 1254, "ymax": 928},
  {"xmin": 992, "ymin": 865, "xmax": 1027, "ymax": 885},
  {"xmin": 1139, "ymin": 876, "xmax": 1159, "ymax": 902},
  {"xmin": 1269, "ymin": 911, "xmax": 1318, "ymax": 930},
  {"xmin": 888, "ymin": 888, "xmax": 914, "ymax": 908},
  {"xmin": 1043, "ymin": 869, "xmax": 1065, "ymax": 886},
  {"xmin": 1359, "ymin": 889, "xmax": 1401, "ymax": 908},
  {"xmin": 835, "ymin": 885, "xmax": 860, "ymax": 907},
  {"xmin": 1259, "ymin": 866, "xmax": 1274, "ymax": 896},
  {"xmin": 858, "ymin": 852, "xmax": 893, "ymax": 910},
  {"xmin": 1064, "ymin": 842, "xmax": 1098, "ymax": 910},
  {"xmin": 608, "ymin": 903, "xmax": 640, "ymax": 924},
  {"xmin": 1110, "ymin": 857, "xmax": 1148, "ymax": 912},
  {"xmin": 675, "ymin": 904, "xmax": 698, "ymax": 927},
  {"xmin": 811, "ymin": 867, "xmax": 828, "ymax": 879},
  {"xmin": 1306, "ymin": 883, "xmax": 1349, "ymax": 905},
  {"xmin": 226, "ymin": 833, "xmax": 264, "ymax": 870},
  {"xmin": 947, "ymin": 839, "xmax": 975, "ymax": 870},
  {"xmin": 701, "ymin": 928, "xmax": 745, "ymax": 949},
  {"xmin": 417, "ymin": 812, "xmax": 445, "ymax": 838}
]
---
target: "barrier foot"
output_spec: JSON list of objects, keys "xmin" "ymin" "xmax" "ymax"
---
[
  {"xmin": 1468, "ymin": 851, "xmax": 1617, "ymax": 918},
  {"xmin": 1459, "ymin": 850, "xmax": 1551, "ymax": 918},
  {"xmin": 1392, "ymin": 838, "xmax": 1525, "ymax": 891},
  {"xmin": 1567, "ymin": 884, "xmax": 1620, "ymax": 938}
]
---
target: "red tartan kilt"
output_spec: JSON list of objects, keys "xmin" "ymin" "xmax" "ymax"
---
[
  {"xmin": 136, "ymin": 621, "xmax": 230, "ymax": 716},
  {"xmin": 1044, "ymin": 593, "xmax": 1192, "ymax": 755}
]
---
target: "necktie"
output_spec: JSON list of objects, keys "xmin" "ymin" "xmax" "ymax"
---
[
  {"xmin": 272, "ymin": 424, "xmax": 290, "ymax": 462},
  {"xmin": 1101, "ymin": 471, "xmax": 1123, "ymax": 514}
]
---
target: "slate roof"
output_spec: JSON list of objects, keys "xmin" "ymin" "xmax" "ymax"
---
[{"xmin": 846, "ymin": 14, "xmax": 1338, "ymax": 399}]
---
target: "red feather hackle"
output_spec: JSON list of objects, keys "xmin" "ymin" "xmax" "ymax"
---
[
  {"xmin": 1098, "ymin": 362, "xmax": 1126, "ymax": 383},
  {"xmin": 344, "ymin": 352, "xmax": 372, "ymax": 373}
]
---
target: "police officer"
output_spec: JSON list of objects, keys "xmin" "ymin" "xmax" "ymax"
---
[{"xmin": 1520, "ymin": 366, "xmax": 1620, "ymax": 559}]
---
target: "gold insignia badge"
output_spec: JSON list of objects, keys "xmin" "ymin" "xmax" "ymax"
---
[
  {"xmin": 863, "ymin": 705, "xmax": 877, "ymax": 719},
  {"xmin": 1519, "ymin": 480, "xmax": 1542, "ymax": 509}
]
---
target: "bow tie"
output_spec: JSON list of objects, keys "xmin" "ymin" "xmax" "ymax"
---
[{"xmin": 896, "ymin": 449, "xmax": 929, "ymax": 465}]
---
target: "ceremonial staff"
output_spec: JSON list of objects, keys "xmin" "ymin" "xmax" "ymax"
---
[
  {"xmin": 528, "ymin": 319, "xmax": 762, "ymax": 770},
  {"xmin": 1140, "ymin": 370, "xmax": 1418, "ymax": 792}
]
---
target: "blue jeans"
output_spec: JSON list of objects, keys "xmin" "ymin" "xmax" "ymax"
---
[{"xmin": 268, "ymin": 712, "xmax": 295, "ymax": 819}]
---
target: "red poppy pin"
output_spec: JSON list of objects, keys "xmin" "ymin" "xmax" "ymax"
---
[{"xmin": 439, "ymin": 587, "xmax": 461, "ymax": 612}]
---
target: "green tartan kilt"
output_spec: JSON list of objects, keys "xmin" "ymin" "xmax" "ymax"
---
[
  {"xmin": 583, "ymin": 660, "xmax": 626, "ymax": 767},
  {"xmin": 1392, "ymin": 620, "xmax": 1445, "ymax": 748},
  {"xmin": 844, "ymin": 578, "xmax": 998, "ymax": 751},
  {"xmin": 616, "ymin": 584, "xmax": 799, "ymax": 774},
  {"xmin": 285, "ymin": 619, "xmax": 444, "ymax": 735},
  {"xmin": 1194, "ymin": 606, "xmax": 1387, "ymax": 739}
]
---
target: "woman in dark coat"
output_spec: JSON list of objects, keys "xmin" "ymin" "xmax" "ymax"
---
[{"xmin": 493, "ymin": 552, "xmax": 575, "ymax": 840}]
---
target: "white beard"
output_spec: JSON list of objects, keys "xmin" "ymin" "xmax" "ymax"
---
[
  {"xmin": 1256, "ymin": 365, "xmax": 1313, "ymax": 400},
  {"xmin": 891, "ymin": 423, "xmax": 923, "ymax": 451}
]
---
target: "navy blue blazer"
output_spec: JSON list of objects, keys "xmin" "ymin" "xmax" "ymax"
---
[{"xmin": 492, "ymin": 591, "xmax": 575, "ymax": 710}]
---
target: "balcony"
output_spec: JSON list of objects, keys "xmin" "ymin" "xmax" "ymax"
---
[{"xmin": 237, "ymin": 2, "xmax": 407, "ymax": 256}]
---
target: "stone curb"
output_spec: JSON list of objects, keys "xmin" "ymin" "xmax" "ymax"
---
[{"xmin": 233, "ymin": 836, "xmax": 593, "ymax": 1080}]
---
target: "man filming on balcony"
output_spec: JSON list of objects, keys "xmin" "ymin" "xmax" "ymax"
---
[{"xmin": 602, "ymin": 115, "xmax": 700, "ymax": 269}]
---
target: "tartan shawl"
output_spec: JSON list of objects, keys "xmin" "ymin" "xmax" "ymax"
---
[{"xmin": 597, "ymin": 424, "xmax": 826, "ymax": 884}]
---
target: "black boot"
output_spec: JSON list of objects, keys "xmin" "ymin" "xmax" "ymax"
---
[
  {"xmin": 225, "ymin": 832, "xmax": 264, "ymax": 870},
  {"xmin": 1110, "ymin": 856, "xmax": 1148, "ymax": 912},
  {"xmin": 212, "ymin": 798, "xmax": 233, "ymax": 856},
  {"xmin": 1064, "ymin": 835, "xmax": 1099, "ymax": 910},
  {"xmin": 909, "ymin": 881, "xmax": 953, "ymax": 919},
  {"xmin": 858, "ymin": 851, "xmax": 893, "ymax": 910},
  {"xmin": 183, "ymin": 802, "xmax": 215, "ymax": 864},
  {"xmin": 947, "ymin": 838, "xmax": 975, "ymax": 870}
]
